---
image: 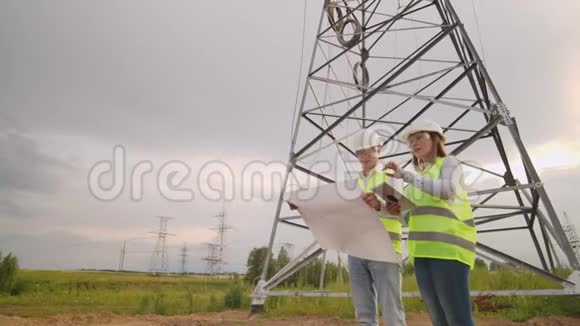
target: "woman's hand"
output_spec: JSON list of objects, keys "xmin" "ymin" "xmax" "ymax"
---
[
  {"xmin": 386, "ymin": 201, "xmax": 401, "ymax": 215},
  {"xmin": 362, "ymin": 193, "xmax": 381, "ymax": 211},
  {"xmin": 384, "ymin": 161, "xmax": 403, "ymax": 179}
]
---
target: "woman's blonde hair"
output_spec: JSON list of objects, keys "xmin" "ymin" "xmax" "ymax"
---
[{"xmin": 412, "ymin": 132, "xmax": 447, "ymax": 171}]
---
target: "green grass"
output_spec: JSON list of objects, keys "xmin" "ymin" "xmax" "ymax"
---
[
  {"xmin": 263, "ymin": 268, "xmax": 580, "ymax": 320},
  {"xmin": 0, "ymin": 269, "xmax": 579, "ymax": 321},
  {"xmin": 0, "ymin": 270, "xmax": 248, "ymax": 317}
]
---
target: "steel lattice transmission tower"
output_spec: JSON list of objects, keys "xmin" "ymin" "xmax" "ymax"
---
[
  {"xmin": 281, "ymin": 242, "xmax": 295, "ymax": 259},
  {"xmin": 213, "ymin": 210, "xmax": 232, "ymax": 274},
  {"xmin": 149, "ymin": 216, "xmax": 174, "ymax": 274},
  {"xmin": 118, "ymin": 240, "xmax": 126, "ymax": 272},
  {"xmin": 563, "ymin": 212, "xmax": 580, "ymax": 264},
  {"xmin": 202, "ymin": 208, "xmax": 232, "ymax": 275},
  {"xmin": 251, "ymin": 0, "xmax": 579, "ymax": 311},
  {"xmin": 179, "ymin": 243, "xmax": 188, "ymax": 275},
  {"xmin": 202, "ymin": 243, "xmax": 220, "ymax": 274}
]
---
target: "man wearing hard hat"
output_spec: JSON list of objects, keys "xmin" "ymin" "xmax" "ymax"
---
[{"xmin": 347, "ymin": 128, "xmax": 406, "ymax": 326}]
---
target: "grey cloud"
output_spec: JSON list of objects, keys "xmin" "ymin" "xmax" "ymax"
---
[
  {"xmin": 0, "ymin": 132, "xmax": 72, "ymax": 193},
  {"xmin": 0, "ymin": 0, "xmax": 307, "ymax": 154},
  {"xmin": 0, "ymin": 197, "xmax": 24, "ymax": 218},
  {"xmin": 0, "ymin": 0, "xmax": 578, "ymax": 272},
  {"xmin": 538, "ymin": 167, "xmax": 580, "ymax": 228},
  {"xmin": 0, "ymin": 132, "xmax": 74, "ymax": 219}
]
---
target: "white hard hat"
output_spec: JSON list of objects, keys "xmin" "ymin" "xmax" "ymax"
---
[
  {"xmin": 348, "ymin": 128, "xmax": 386, "ymax": 151},
  {"xmin": 399, "ymin": 119, "xmax": 445, "ymax": 142}
]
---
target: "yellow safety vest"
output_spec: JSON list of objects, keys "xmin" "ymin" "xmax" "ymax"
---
[
  {"xmin": 358, "ymin": 170, "xmax": 403, "ymax": 254},
  {"xmin": 404, "ymin": 156, "xmax": 477, "ymax": 268}
]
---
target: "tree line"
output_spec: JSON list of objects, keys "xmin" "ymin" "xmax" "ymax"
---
[{"xmin": 245, "ymin": 246, "xmax": 349, "ymax": 288}]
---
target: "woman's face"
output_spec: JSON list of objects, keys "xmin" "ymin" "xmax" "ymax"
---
[{"xmin": 407, "ymin": 132, "xmax": 435, "ymax": 160}]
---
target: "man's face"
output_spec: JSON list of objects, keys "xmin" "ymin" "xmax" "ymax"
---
[{"xmin": 355, "ymin": 146, "xmax": 380, "ymax": 170}]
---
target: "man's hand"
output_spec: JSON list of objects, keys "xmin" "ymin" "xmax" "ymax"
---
[
  {"xmin": 362, "ymin": 192, "xmax": 381, "ymax": 211},
  {"xmin": 386, "ymin": 201, "xmax": 401, "ymax": 215}
]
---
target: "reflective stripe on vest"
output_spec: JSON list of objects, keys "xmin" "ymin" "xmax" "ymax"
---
[
  {"xmin": 408, "ymin": 231, "xmax": 475, "ymax": 252},
  {"xmin": 405, "ymin": 156, "xmax": 477, "ymax": 268},
  {"xmin": 409, "ymin": 206, "xmax": 475, "ymax": 227},
  {"xmin": 388, "ymin": 232, "xmax": 402, "ymax": 241}
]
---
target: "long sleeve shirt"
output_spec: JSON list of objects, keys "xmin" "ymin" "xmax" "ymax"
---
[{"xmin": 401, "ymin": 155, "xmax": 462, "ymax": 202}]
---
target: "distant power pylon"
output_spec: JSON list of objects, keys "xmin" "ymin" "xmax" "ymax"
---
[
  {"xmin": 563, "ymin": 212, "xmax": 580, "ymax": 264},
  {"xmin": 213, "ymin": 209, "xmax": 232, "ymax": 274},
  {"xmin": 149, "ymin": 216, "xmax": 175, "ymax": 274},
  {"xmin": 201, "ymin": 207, "xmax": 232, "ymax": 275},
  {"xmin": 179, "ymin": 243, "xmax": 188, "ymax": 275},
  {"xmin": 202, "ymin": 243, "xmax": 220, "ymax": 274},
  {"xmin": 118, "ymin": 240, "xmax": 126, "ymax": 271},
  {"xmin": 280, "ymin": 242, "xmax": 295, "ymax": 259}
]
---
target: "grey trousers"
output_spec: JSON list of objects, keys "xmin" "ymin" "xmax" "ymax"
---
[{"xmin": 348, "ymin": 255, "xmax": 407, "ymax": 326}]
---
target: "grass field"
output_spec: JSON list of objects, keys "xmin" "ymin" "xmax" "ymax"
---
[{"xmin": 0, "ymin": 269, "xmax": 579, "ymax": 322}]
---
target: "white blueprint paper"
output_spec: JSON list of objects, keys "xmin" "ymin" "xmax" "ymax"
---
[{"xmin": 288, "ymin": 180, "xmax": 400, "ymax": 264}]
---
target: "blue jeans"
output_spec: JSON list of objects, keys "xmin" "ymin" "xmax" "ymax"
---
[
  {"xmin": 414, "ymin": 258, "xmax": 474, "ymax": 326},
  {"xmin": 348, "ymin": 255, "xmax": 406, "ymax": 326}
]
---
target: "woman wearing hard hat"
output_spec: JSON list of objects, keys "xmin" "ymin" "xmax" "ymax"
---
[
  {"xmin": 347, "ymin": 128, "xmax": 407, "ymax": 326},
  {"xmin": 384, "ymin": 119, "xmax": 476, "ymax": 326}
]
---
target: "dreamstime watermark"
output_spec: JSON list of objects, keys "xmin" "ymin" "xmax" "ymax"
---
[
  {"xmin": 87, "ymin": 144, "xmax": 488, "ymax": 204},
  {"xmin": 87, "ymin": 145, "xmax": 359, "ymax": 202}
]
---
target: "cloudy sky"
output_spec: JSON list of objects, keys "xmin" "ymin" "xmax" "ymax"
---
[{"xmin": 1, "ymin": 0, "xmax": 579, "ymax": 273}]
